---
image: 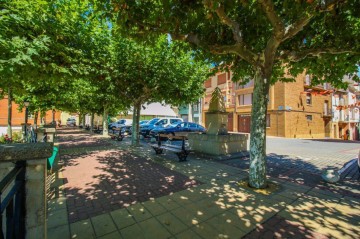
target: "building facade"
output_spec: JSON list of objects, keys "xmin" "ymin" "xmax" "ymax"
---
[
  {"xmin": 0, "ymin": 96, "xmax": 61, "ymax": 135},
  {"xmin": 331, "ymin": 78, "xmax": 360, "ymax": 140},
  {"xmin": 203, "ymin": 71, "xmax": 336, "ymax": 139}
]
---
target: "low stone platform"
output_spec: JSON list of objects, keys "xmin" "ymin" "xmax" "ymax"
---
[{"xmin": 188, "ymin": 133, "xmax": 249, "ymax": 156}]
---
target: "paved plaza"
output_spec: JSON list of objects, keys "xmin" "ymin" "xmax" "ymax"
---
[{"xmin": 47, "ymin": 128, "xmax": 359, "ymax": 239}]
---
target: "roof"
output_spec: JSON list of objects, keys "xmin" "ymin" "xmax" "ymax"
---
[{"xmin": 128, "ymin": 103, "xmax": 177, "ymax": 117}]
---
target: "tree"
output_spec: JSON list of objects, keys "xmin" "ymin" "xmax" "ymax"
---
[
  {"xmin": 111, "ymin": 35, "xmax": 209, "ymax": 145},
  {"xmin": 1, "ymin": 0, "xmax": 97, "ymax": 132},
  {"xmin": 107, "ymin": 0, "xmax": 360, "ymax": 188}
]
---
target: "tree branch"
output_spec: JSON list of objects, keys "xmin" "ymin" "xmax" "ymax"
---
[
  {"xmin": 279, "ymin": 48, "xmax": 360, "ymax": 62},
  {"xmin": 258, "ymin": 0, "xmax": 284, "ymax": 39},
  {"xmin": 200, "ymin": 1, "xmax": 260, "ymax": 66},
  {"xmin": 203, "ymin": 0, "xmax": 242, "ymax": 42},
  {"xmin": 210, "ymin": 43, "xmax": 259, "ymax": 66},
  {"xmin": 283, "ymin": 0, "xmax": 343, "ymax": 41}
]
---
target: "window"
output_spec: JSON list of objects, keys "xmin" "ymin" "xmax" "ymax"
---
[
  {"xmin": 189, "ymin": 123, "xmax": 197, "ymax": 128},
  {"xmin": 217, "ymin": 73, "xmax": 226, "ymax": 84},
  {"xmin": 306, "ymin": 115, "xmax": 313, "ymax": 121},
  {"xmin": 170, "ymin": 119, "xmax": 181, "ymax": 124},
  {"xmin": 205, "ymin": 79, "xmax": 211, "ymax": 88},
  {"xmin": 266, "ymin": 114, "xmax": 270, "ymax": 128},
  {"xmin": 237, "ymin": 80, "xmax": 254, "ymax": 89},
  {"xmin": 156, "ymin": 119, "xmax": 168, "ymax": 126},
  {"xmin": 305, "ymin": 74, "xmax": 311, "ymax": 85},
  {"xmin": 306, "ymin": 93, "xmax": 312, "ymax": 105},
  {"xmin": 193, "ymin": 104, "xmax": 198, "ymax": 112},
  {"xmin": 239, "ymin": 94, "xmax": 253, "ymax": 105}
]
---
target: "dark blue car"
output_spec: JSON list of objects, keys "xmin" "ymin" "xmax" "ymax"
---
[{"xmin": 149, "ymin": 122, "xmax": 206, "ymax": 139}]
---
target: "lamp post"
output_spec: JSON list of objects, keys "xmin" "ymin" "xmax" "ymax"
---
[
  {"xmin": 52, "ymin": 109, "xmax": 56, "ymax": 125},
  {"xmin": 24, "ymin": 100, "xmax": 30, "ymax": 140}
]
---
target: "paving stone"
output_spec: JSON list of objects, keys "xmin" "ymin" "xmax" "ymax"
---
[
  {"xmin": 48, "ymin": 196, "xmax": 67, "ymax": 212},
  {"xmin": 50, "ymin": 128, "xmax": 360, "ymax": 239},
  {"xmin": 156, "ymin": 196, "xmax": 181, "ymax": 211},
  {"xmin": 142, "ymin": 200, "xmax": 168, "ymax": 216},
  {"xmin": 47, "ymin": 208, "xmax": 69, "ymax": 229},
  {"xmin": 206, "ymin": 215, "xmax": 247, "ymax": 238},
  {"xmin": 183, "ymin": 200, "xmax": 226, "ymax": 221},
  {"xmin": 137, "ymin": 217, "xmax": 172, "ymax": 239},
  {"xmin": 156, "ymin": 212, "xmax": 189, "ymax": 235},
  {"xmin": 192, "ymin": 222, "xmax": 225, "ymax": 239},
  {"xmin": 98, "ymin": 231, "xmax": 123, "ymax": 239},
  {"xmin": 90, "ymin": 213, "xmax": 117, "ymax": 237},
  {"xmin": 175, "ymin": 229, "xmax": 202, "ymax": 239},
  {"xmin": 171, "ymin": 207, "xmax": 200, "ymax": 227},
  {"xmin": 119, "ymin": 223, "xmax": 145, "ymax": 239},
  {"xmin": 110, "ymin": 208, "xmax": 136, "ymax": 230},
  {"xmin": 127, "ymin": 203, "xmax": 153, "ymax": 222},
  {"xmin": 47, "ymin": 224, "xmax": 70, "ymax": 239},
  {"xmin": 227, "ymin": 207, "xmax": 263, "ymax": 233},
  {"xmin": 70, "ymin": 219, "xmax": 96, "ymax": 239}
]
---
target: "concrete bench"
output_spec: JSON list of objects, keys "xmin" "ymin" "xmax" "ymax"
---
[{"xmin": 151, "ymin": 134, "xmax": 190, "ymax": 162}]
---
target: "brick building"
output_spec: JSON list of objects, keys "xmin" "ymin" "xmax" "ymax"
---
[
  {"xmin": 203, "ymin": 71, "xmax": 335, "ymax": 139},
  {"xmin": 0, "ymin": 95, "xmax": 61, "ymax": 135}
]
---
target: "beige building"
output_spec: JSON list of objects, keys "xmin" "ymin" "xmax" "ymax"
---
[{"xmin": 203, "ymin": 71, "xmax": 333, "ymax": 139}]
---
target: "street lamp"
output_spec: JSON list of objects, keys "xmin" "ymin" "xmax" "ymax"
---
[
  {"xmin": 52, "ymin": 109, "xmax": 56, "ymax": 125},
  {"xmin": 24, "ymin": 100, "xmax": 30, "ymax": 140}
]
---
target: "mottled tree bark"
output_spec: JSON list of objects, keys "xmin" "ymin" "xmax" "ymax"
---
[
  {"xmin": 34, "ymin": 111, "xmax": 39, "ymax": 129},
  {"xmin": 102, "ymin": 108, "xmax": 109, "ymax": 136},
  {"xmin": 90, "ymin": 113, "xmax": 95, "ymax": 132},
  {"xmin": 131, "ymin": 102, "xmax": 141, "ymax": 146},
  {"xmin": 7, "ymin": 88, "xmax": 12, "ymax": 136},
  {"xmin": 249, "ymin": 69, "xmax": 270, "ymax": 189},
  {"xmin": 82, "ymin": 114, "xmax": 86, "ymax": 127}
]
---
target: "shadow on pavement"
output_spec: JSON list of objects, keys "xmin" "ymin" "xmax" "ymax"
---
[
  {"xmin": 220, "ymin": 153, "xmax": 360, "ymax": 199},
  {"xmin": 60, "ymin": 149, "xmax": 201, "ymax": 223}
]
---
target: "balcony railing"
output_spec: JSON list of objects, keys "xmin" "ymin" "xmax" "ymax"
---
[
  {"xmin": 323, "ymin": 109, "xmax": 332, "ymax": 117},
  {"xmin": 0, "ymin": 161, "xmax": 26, "ymax": 239}
]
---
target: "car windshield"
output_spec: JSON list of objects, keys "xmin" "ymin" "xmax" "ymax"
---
[{"xmin": 118, "ymin": 120, "xmax": 126, "ymax": 124}]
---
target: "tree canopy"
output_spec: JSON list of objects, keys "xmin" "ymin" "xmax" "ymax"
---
[
  {"xmin": 111, "ymin": 35, "xmax": 209, "ymax": 144},
  {"xmin": 107, "ymin": 0, "xmax": 360, "ymax": 188}
]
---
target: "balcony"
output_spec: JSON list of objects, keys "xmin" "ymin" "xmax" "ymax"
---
[{"xmin": 323, "ymin": 109, "xmax": 332, "ymax": 118}]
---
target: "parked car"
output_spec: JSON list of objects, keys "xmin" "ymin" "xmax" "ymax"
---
[
  {"xmin": 150, "ymin": 122, "xmax": 206, "ymax": 139},
  {"xmin": 139, "ymin": 120, "xmax": 149, "ymax": 125},
  {"xmin": 140, "ymin": 117, "xmax": 183, "ymax": 137},
  {"xmin": 66, "ymin": 118, "xmax": 76, "ymax": 126},
  {"xmin": 126, "ymin": 120, "xmax": 151, "ymax": 135},
  {"xmin": 109, "ymin": 119, "xmax": 133, "ymax": 129}
]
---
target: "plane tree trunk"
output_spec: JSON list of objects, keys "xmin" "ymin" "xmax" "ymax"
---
[
  {"xmin": 131, "ymin": 101, "xmax": 141, "ymax": 146},
  {"xmin": 248, "ymin": 67, "xmax": 271, "ymax": 189},
  {"xmin": 7, "ymin": 88, "xmax": 12, "ymax": 137},
  {"xmin": 103, "ymin": 108, "xmax": 109, "ymax": 136}
]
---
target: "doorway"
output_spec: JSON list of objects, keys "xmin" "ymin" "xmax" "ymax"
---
[{"xmin": 238, "ymin": 115, "xmax": 251, "ymax": 133}]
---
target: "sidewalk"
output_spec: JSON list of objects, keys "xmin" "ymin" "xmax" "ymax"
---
[{"xmin": 47, "ymin": 128, "xmax": 359, "ymax": 239}]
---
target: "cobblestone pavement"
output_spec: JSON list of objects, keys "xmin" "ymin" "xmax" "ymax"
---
[{"xmin": 47, "ymin": 129, "xmax": 360, "ymax": 239}]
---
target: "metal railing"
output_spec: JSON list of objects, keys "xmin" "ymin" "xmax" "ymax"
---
[
  {"xmin": 323, "ymin": 109, "xmax": 332, "ymax": 117},
  {"xmin": 0, "ymin": 161, "xmax": 26, "ymax": 239}
]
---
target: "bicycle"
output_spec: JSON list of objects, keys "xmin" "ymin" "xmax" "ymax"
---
[{"xmin": 23, "ymin": 125, "xmax": 37, "ymax": 143}]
